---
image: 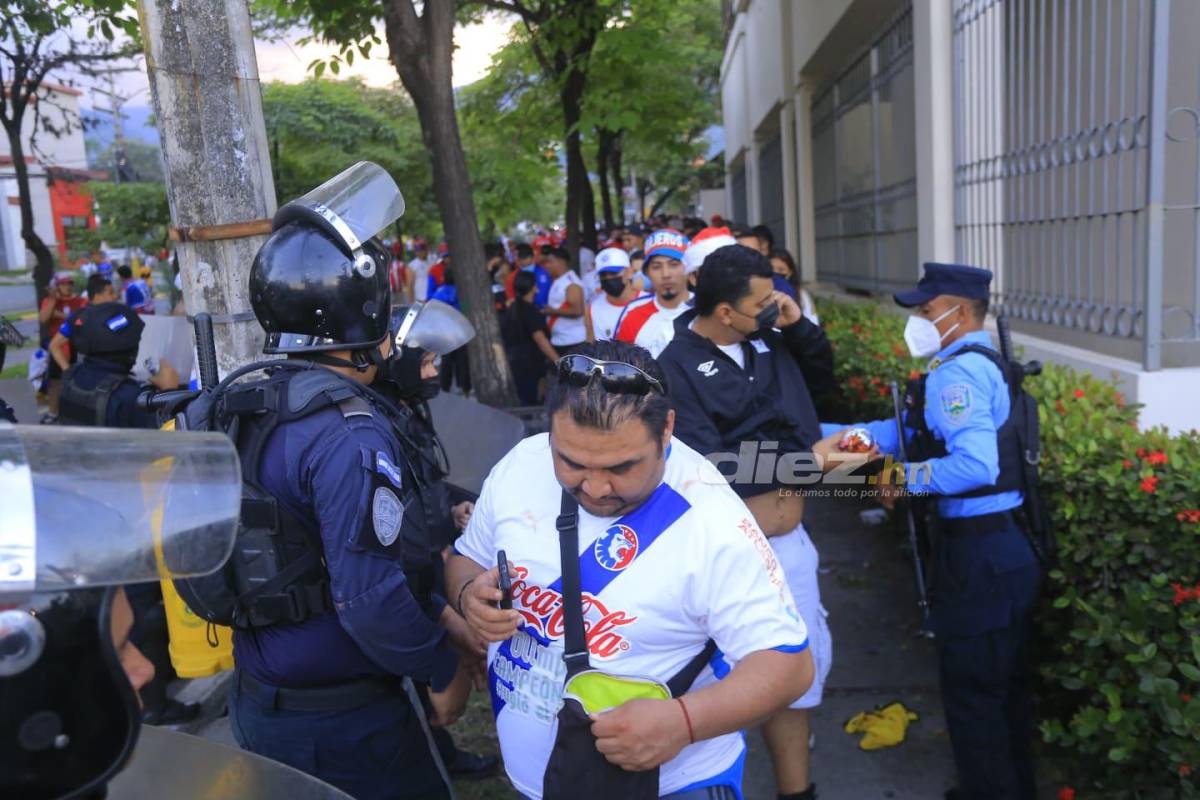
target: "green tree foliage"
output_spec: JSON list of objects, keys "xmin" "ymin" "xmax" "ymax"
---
[
  {"xmin": 68, "ymin": 181, "xmax": 168, "ymax": 259},
  {"xmin": 86, "ymin": 139, "xmax": 166, "ymax": 183},
  {"xmin": 262, "ymin": 78, "xmax": 441, "ymax": 237},
  {"xmin": 0, "ymin": 0, "xmax": 140, "ymax": 293},
  {"xmin": 465, "ymin": 0, "xmax": 723, "ymax": 226}
]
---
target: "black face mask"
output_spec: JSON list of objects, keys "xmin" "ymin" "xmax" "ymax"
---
[
  {"xmin": 735, "ymin": 302, "xmax": 780, "ymax": 340},
  {"xmin": 600, "ymin": 276, "xmax": 625, "ymax": 297},
  {"xmin": 375, "ymin": 345, "xmax": 440, "ymax": 403}
]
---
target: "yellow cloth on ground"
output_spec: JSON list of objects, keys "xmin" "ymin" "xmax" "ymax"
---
[{"xmin": 843, "ymin": 701, "xmax": 919, "ymax": 750}]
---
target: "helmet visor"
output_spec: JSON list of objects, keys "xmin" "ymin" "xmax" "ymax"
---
[
  {"xmin": 0, "ymin": 425, "xmax": 241, "ymax": 601},
  {"xmin": 274, "ymin": 161, "xmax": 405, "ymax": 254},
  {"xmin": 394, "ymin": 300, "xmax": 476, "ymax": 356}
]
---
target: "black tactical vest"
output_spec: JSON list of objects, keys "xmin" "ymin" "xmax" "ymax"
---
[
  {"xmin": 58, "ymin": 364, "xmax": 129, "ymax": 427},
  {"xmin": 903, "ymin": 344, "xmax": 1033, "ymax": 500},
  {"xmin": 174, "ymin": 363, "xmax": 434, "ymax": 630}
]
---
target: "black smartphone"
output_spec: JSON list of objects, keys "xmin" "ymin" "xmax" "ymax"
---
[{"xmin": 497, "ymin": 549, "xmax": 513, "ymax": 610}]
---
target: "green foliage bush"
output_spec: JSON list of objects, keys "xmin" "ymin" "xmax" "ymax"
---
[{"xmin": 819, "ymin": 300, "xmax": 1200, "ymax": 797}]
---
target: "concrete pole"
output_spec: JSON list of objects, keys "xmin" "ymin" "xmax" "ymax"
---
[
  {"xmin": 137, "ymin": 0, "xmax": 276, "ymax": 373},
  {"xmin": 913, "ymin": 0, "xmax": 956, "ymax": 268},
  {"xmin": 792, "ymin": 82, "xmax": 818, "ymax": 285}
]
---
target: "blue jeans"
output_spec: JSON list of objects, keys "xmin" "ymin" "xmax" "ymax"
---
[{"xmin": 229, "ymin": 673, "xmax": 449, "ymax": 800}]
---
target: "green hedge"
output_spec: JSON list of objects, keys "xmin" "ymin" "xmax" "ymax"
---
[{"xmin": 819, "ymin": 300, "xmax": 1200, "ymax": 797}]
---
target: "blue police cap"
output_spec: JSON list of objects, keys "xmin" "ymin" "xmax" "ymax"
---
[{"xmin": 893, "ymin": 262, "xmax": 993, "ymax": 308}]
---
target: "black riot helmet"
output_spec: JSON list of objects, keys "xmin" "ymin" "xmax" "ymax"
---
[
  {"xmin": 249, "ymin": 161, "xmax": 405, "ymax": 356},
  {"xmin": 72, "ymin": 302, "xmax": 144, "ymax": 356}
]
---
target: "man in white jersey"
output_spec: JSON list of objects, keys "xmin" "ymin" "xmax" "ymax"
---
[
  {"xmin": 614, "ymin": 229, "xmax": 691, "ymax": 358},
  {"xmin": 542, "ymin": 246, "xmax": 588, "ymax": 357},
  {"xmin": 408, "ymin": 238, "xmax": 432, "ymax": 302},
  {"xmin": 447, "ymin": 340, "xmax": 813, "ymax": 800},
  {"xmin": 586, "ymin": 247, "xmax": 647, "ymax": 342}
]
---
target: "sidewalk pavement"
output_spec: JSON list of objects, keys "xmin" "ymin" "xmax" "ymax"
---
[{"xmin": 741, "ymin": 493, "xmax": 956, "ymax": 799}]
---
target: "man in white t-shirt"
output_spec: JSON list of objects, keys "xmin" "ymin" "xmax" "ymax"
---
[
  {"xmin": 613, "ymin": 229, "xmax": 691, "ymax": 358},
  {"xmin": 542, "ymin": 246, "xmax": 587, "ymax": 356},
  {"xmin": 408, "ymin": 238, "xmax": 432, "ymax": 302},
  {"xmin": 447, "ymin": 340, "xmax": 813, "ymax": 800},
  {"xmin": 586, "ymin": 248, "xmax": 647, "ymax": 342}
]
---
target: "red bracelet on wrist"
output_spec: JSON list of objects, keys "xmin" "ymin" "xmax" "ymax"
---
[{"xmin": 676, "ymin": 697, "xmax": 695, "ymax": 745}]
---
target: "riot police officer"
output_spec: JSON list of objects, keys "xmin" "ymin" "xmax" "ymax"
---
[
  {"xmin": 219, "ymin": 163, "xmax": 469, "ymax": 800},
  {"xmin": 376, "ymin": 301, "xmax": 499, "ymax": 781},
  {"xmin": 818, "ymin": 263, "xmax": 1042, "ymax": 800},
  {"xmin": 57, "ymin": 301, "xmax": 180, "ymax": 428}
]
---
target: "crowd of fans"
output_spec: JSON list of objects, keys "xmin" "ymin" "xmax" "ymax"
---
[{"xmin": 388, "ymin": 214, "xmax": 817, "ymax": 406}]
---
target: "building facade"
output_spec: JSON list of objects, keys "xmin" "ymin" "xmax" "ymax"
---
[
  {"xmin": 721, "ymin": 0, "xmax": 1200, "ymax": 433},
  {"xmin": 0, "ymin": 82, "xmax": 101, "ymax": 270}
]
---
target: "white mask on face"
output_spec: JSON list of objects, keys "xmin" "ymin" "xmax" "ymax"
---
[{"xmin": 904, "ymin": 305, "xmax": 961, "ymax": 358}]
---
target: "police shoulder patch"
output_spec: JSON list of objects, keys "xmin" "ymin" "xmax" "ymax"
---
[
  {"xmin": 372, "ymin": 486, "xmax": 404, "ymax": 547},
  {"xmin": 940, "ymin": 383, "xmax": 973, "ymax": 426}
]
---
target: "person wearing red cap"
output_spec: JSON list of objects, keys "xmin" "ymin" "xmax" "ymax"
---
[
  {"xmin": 426, "ymin": 243, "xmax": 451, "ymax": 299},
  {"xmin": 613, "ymin": 228, "xmax": 690, "ymax": 358},
  {"xmin": 38, "ymin": 272, "xmax": 88, "ymax": 420}
]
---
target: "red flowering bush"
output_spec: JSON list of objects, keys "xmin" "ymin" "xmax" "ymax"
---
[
  {"xmin": 1013, "ymin": 363, "xmax": 1199, "ymax": 796},
  {"xmin": 822, "ymin": 301, "xmax": 1200, "ymax": 796}
]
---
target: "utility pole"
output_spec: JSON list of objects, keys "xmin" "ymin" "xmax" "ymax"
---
[
  {"xmin": 137, "ymin": 0, "xmax": 276, "ymax": 372},
  {"xmin": 92, "ymin": 70, "xmax": 129, "ymax": 184}
]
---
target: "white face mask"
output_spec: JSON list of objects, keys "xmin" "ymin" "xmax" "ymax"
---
[{"xmin": 904, "ymin": 305, "xmax": 961, "ymax": 358}]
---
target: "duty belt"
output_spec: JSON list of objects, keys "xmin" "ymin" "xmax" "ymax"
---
[
  {"xmin": 939, "ymin": 509, "xmax": 1019, "ymax": 537},
  {"xmin": 237, "ymin": 672, "xmax": 402, "ymax": 712}
]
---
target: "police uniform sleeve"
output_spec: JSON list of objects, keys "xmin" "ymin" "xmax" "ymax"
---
[
  {"xmin": 683, "ymin": 493, "xmax": 808, "ymax": 660},
  {"xmin": 908, "ymin": 357, "xmax": 1001, "ymax": 496},
  {"xmin": 306, "ymin": 425, "xmax": 458, "ymax": 690}
]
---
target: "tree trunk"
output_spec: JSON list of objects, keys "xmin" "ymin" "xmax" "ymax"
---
[
  {"xmin": 139, "ymin": 0, "xmax": 275, "ymax": 372},
  {"xmin": 648, "ymin": 181, "xmax": 684, "ymax": 218},
  {"xmin": 579, "ymin": 168, "xmax": 597, "ymax": 254},
  {"xmin": 596, "ymin": 130, "xmax": 613, "ymax": 232},
  {"xmin": 384, "ymin": 0, "xmax": 516, "ymax": 407},
  {"xmin": 610, "ymin": 133, "xmax": 624, "ymax": 224},
  {"xmin": 560, "ymin": 64, "xmax": 587, "ymax": 267},
  {"xmin": 7, "ymin": 131, "xmax": 56, "ymax": 306}
]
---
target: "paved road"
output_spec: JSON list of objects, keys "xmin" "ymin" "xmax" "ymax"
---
[{"xmin": 0, "ymin": 282, "xmax": 34, "ymax": 314}]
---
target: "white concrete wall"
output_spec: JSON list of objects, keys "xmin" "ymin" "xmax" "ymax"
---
[
  {"xmin": 0, "ymin": 87, "xmax": 88, "ymax": 169},
  {"xmin": 790, "ymin": 0, "xmax": 857, "ymax": 81},
  {"xmin": 721, "ymin": 19, "xmax": 751, "ymax": 169},
  {"xmin": 912, "ymin": 0, "xmax": 956, "ymax": 265},
  {"xmin": 698, "ymin": 188, "xmax": 728, "ymax": 221},
  {"xmin": 744, "ymin": 0, "xmax": 785, "ymax": 131}
]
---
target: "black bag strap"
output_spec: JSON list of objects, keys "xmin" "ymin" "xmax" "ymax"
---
[
  {"xmin": 92, "ymin": 372, "xmax": 127, "ymax": 427},
  {"xmin": 556, "ymin": 490, "xmax": 589, "ymax": 675},
  {"xmin": 666, "ymin": 640, "xmax": 718, "ymax": 698},
  {"xmin": 556, "ymin": 489, "xmax": 717, "ymax": 692}
]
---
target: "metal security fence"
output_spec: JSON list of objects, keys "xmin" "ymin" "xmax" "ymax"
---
[
  {"xmin": 953, "ymin": 0, "xmax": 1200, "ymax": 369},
  {"xmin": 811, "ymin": 6, "xmax": 918, "ymax": 294}
]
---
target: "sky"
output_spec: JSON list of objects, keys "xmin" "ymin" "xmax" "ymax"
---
[{"xmin": 66, "ymin": 16, "xmax": 513, "ymax": 111}]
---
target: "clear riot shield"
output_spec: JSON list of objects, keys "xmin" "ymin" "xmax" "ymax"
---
[
  {"xmin": 393, "ymin": 299, "xmax": 476, "ymax": 356},
  {"xmin": 0, "ymin": 424, "xmax": 241, "ymax": 602},
  {"xmin": 272, "ymin": 161, "xmax": 405, "ymax": 256}
]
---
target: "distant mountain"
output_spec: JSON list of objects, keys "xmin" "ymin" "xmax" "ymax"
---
[{"xmin": 82, "ymin": 105, "xmax": 161, "ymax": 150}]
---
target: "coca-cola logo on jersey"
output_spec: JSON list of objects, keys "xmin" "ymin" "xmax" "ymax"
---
[{"xmin": 510, "ymin": 566, "xmax": 637, "ymax": 659}]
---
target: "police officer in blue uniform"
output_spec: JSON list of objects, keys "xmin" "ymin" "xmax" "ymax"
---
[
  {"xmin": 820, "ymin": 263, "xmax": 1041, "ymax": 800},
  {"xmin": 56, "ymin": 301, "xmax": 180, "ymax": 428},
  {"xmin": 218, "ymin": 164, "xmax": 470, "ymax": 800}
]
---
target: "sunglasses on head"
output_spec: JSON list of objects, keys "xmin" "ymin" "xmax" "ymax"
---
[{"xmin": 556, "ymin": 354, "xmax": 665, "ymax": 396}]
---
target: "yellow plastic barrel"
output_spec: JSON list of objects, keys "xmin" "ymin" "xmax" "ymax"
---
[
  {"xmin": 161, "ymin": 578, "xmax": 235, "ymax": 677},
  {"xmin": 154, "ymin": 419, "xmax": 236, "ymax": 677}
]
